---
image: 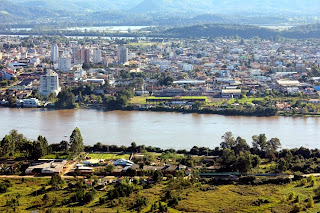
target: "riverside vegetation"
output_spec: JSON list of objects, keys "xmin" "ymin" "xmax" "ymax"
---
[{"xmin": 1, "ymin": 129, "xmax": 320, "ymax": 212}]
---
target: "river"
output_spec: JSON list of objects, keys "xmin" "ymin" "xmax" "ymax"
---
[{"xmin": 0, "ymin": 108, "xmax": 319, "ymax": 150}]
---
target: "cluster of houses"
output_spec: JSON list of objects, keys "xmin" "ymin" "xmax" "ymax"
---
[
  {"xmin": 10, "ymin": 153, "xmax": 293, "ymax": 186},
  {"xmin": 23, "ymin": 155, "xmax": 192, "ymax": 178}
]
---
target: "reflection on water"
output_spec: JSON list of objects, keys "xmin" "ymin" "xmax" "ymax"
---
[{"xmin": 0, "ymin": 108, "xmax": 319, "ymax": 149}]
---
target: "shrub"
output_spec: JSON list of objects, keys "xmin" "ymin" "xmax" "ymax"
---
[
  {"xmin": 134, "ymin": 197, "xmax": 147, "ymax": 210},
  {"xmin": 158, "ymin": 202, "xmax": 168, "ymax": 213},
  {"xmin": 253, "ymin": 198, "xmax": 270, "ymax": 206},
  {"xmin": 307, "ymin": 175, "xmax": 315, "ymax": 183},
  {"xmin": 306, "ymin": 196, "xmax": 314, "ymax": 208},
  {"xmin": 291, "ymin": 203, "xmax": 303, "ymax": 213},
  {"xmin": 299, "ymin": 178, "xmax": 307, "ymax": 186},
  {"xmin": 294, "ymin": 195, "xmax": 301, "ymax": 203},
  {"xmin": 314, "ymin": 186, "xmax": 320, "ymax": 198},
  {"xmin": 0, "ymin": 182, "xmax": 9, "ymax": 193},
  {"xmin": 288, "ymin": 192, "xmax": 296, "ymax": 201},
  {"xmin": 45, "ymin": 209, "xmax": 53, "ymax": 213},
  {"xmin": 239, "ymin": 176, "xmax": 256, "ymax": 185},
  {"xmin": 168, "ymin": 196, "xmax": 179, "ymax": 207},
  {"xmin": 108, "ymin": 183, "xmax": 135, "ymax": 200},
  {"xmin": 6, "ymin": 198, "xmax": 19, "ymax": 208},
  {"xmin": 70, "ymin": 189, "xmax": 96, "ymax": 204}
]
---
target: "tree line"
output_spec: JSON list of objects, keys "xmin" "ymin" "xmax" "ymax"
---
[
  {"xmin": 53, "ymin": 84, "xmax": 134, "ymax": 110},
  {"xmin": 0, "ymin": 128, "xmax": 84, "ymax": 160},
  {"xmin": 2, "ymin": 128, "xmax": 320, "ymax": 175}
]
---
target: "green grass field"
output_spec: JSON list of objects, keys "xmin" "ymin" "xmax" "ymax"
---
[
  {"xmin": 227, "ymin": 97, "xmax": 265, "ymax": 104},
  {"xmin": 130, "ymin": 96, "xmax": 149, "ymax": 104},
  {"xmin": 130, "ymin": 96, "xmax": 209, "ymax": 105},
  {"xmin": 130, "ymin": 96, "xmax": 267, "ymax": 106},
  {"xmin": 87, "ymin": 153, "xmax": 130, "ymax": 160},
  {"xmin": 40, "ymin": 154, "xmax": 70, "ymax": 159}
]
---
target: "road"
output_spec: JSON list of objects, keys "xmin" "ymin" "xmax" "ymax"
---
[{"xmin": 61, "ymin": 160, "xmax": 78, "ymax": 176}]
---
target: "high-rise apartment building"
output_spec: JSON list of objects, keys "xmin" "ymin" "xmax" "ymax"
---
[
  {"xmin": 72, "ymin": 47, "xmax": 82, "ymax": 65},
  {"xmin": 39, "ymin": 70, "xmax": 61, "ymax": 96},
  {"xmin": 118, "ymin": 46, "xmax": 128, "ymax": 64},
  {"xmin": 58, "ymin": 57, "xmax": 72, "ymax": 72},
  {"xmin": 83, "ymin": 48, "xmax": 90, "ymax": 64},
  {"xmin": 93, "ymin": 48, "xmax": 102, "ymax": 64},
  {"xmin": 51, "ymin": 44, "xmax": 59, "ymax": 63}
]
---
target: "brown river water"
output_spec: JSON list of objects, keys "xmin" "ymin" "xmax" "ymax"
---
[{"xmin": 0, "ymin": 108, "xmax": 319, "ymax": 150}]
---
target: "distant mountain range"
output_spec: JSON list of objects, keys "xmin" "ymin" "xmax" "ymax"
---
[
  {"xmin": 10, "ymin": 0, "xmax": 142, "ymax": 12},
  {"xmin": 7, "ymin": 0, "xmax": 320, "ymax": 14},
  {"xmin": 0, "ymin": 0, "xmax": 64, "ymax": 23},
  {"xmin": 131, "ymin": 0, "xmax": 320, "ymax": 14},
  {"xmin": 0, "ymin": 0, "xmax": 320, "ymax": 27}
]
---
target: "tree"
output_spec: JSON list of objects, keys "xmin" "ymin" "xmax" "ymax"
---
[
  {"xmin": 11, "ymin": 130, "xmax": 28, "ymax": 152},
  {"xmin": 49, "ymin": 174, "xmax": 64, "ymax": 190},
  {"xmin": 251, "ymin": 155, "xmax": 261, "ymax": 168},
  {"xmin": 192, "ymin": 101, "xmax": 203, "ymax": 110},
  {"xmin": 152, "ymin": 170, "xmax": 163, "ymax": 183},
  {"xmin": 59, "ymin": 140, "xmax": 68, "ymax": 151},
  {"xmin": 235, "ymin": 151, "xmax": 253, "ymax": 175},
  {"xmin": 267, "ymin": 138, "xmax": 281, "ymax": 151},
  {"xmin": 130, "ymin": 142, "xmax": 137, "ymax": 152},
  {"xmin": 126, "ymin": 168, "xmax": 137, "ymax": 177},
  {"xmin": 69, "ymin": 128, "xmax": 84, "ymax": 154},
  {"xmin": 252, "ymin": 134, "xmax": 267, "ymax": 152},
  {"xmin": 47, "ymin": 92, "xmax": 57, "ymax": 103},
  {"xmin": 158, "ymin": 75, "xmax": 175, "ymax": 86},
  {"xmin": 234, "ymin": 136, "xmax": 250, "ymax": 154},
  {"xmin": 143, "ymin": 151, "xmax": 155, "ymax": 165},
  {"xmin": 0, "ymin": 135, "xmax": 15, "ymax": 157},
  {"xmin": 275, "ymin": 158, "xmax": 288, "ymax": 173},
  {"xmin": 55, "ymin": 88, "xmax": 76, "ymax": 109},
  {"xmin": 7, "ymin": 95, "xmax": 17, "ymax": 107},
  {"xmin": 221, "ymin": 149, "xmax": 236, "ymax": 170},
  {"xmin": 0, "ymin": 130, "xmax": 30, "ymax": 158},
  {"xmin": 31, "ymin": 141, "xmax": 45, "ymax": 159},
  {"xmin": 220, "ymin": 132, "xmax": 236, "ymax": 150},
  {"xmin": 106, "ymin": 164, "xmax": 115, "ymax": 174},
  {"xmin": 37, "ymin": 135, "xmax": 48, "ymax": 155}
]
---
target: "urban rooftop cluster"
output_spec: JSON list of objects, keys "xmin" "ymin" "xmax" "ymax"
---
[{"xmin": 0, "ymin": 36, "xmax": 320, "ymax": 116}]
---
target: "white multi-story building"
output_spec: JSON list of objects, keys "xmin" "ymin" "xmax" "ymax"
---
[
  {"xmin": 51, "ymin": 44, "xmax": 59, "ymax": 63},
  {"xmin": 58, "ymin": 57, "xmax": 72, "ymax": 72},
  {"xmin": 118, "ymin": 46, "xmax": 128, "ymax": 64},
  {"xmin": 93, "ymin": 48, "xmax": 102, "ymax": 64},
  {"xmin": 39, "ymin": 70, "xmax": 61, "ymax": 96}
]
